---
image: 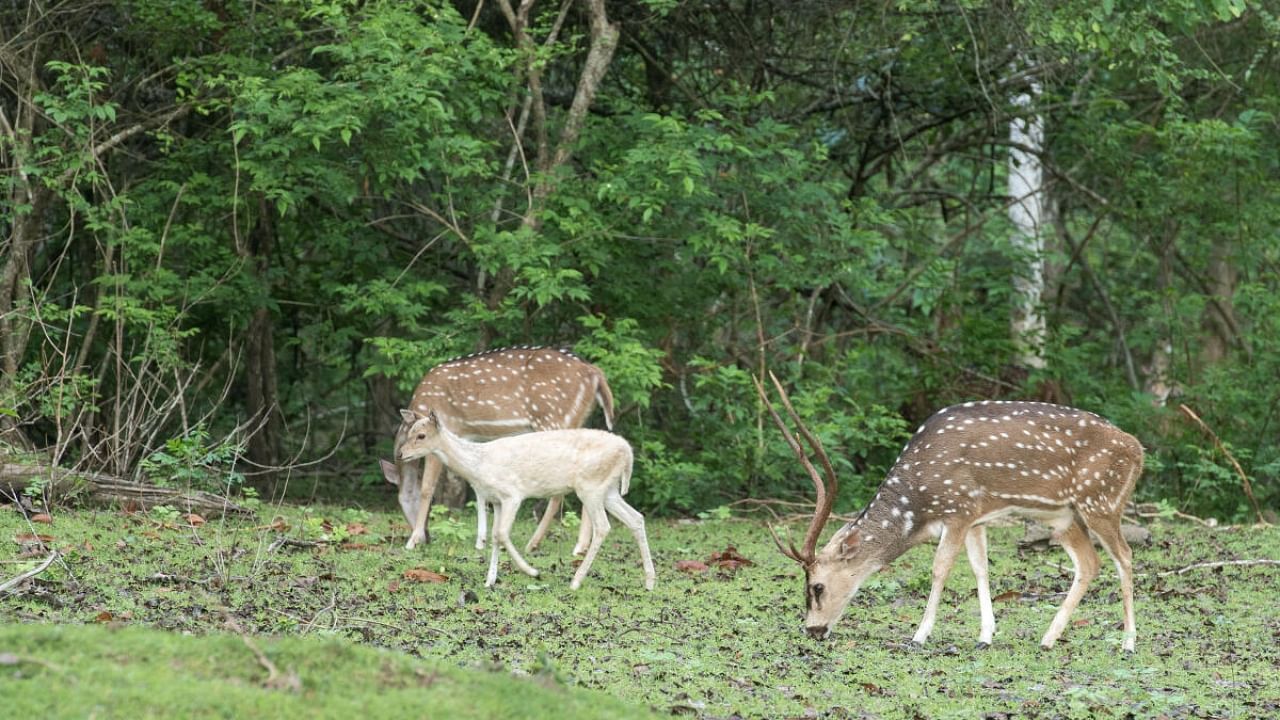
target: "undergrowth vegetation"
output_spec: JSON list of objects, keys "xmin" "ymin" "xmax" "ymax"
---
[{"xmin": 3, "ymin": 504, "xmax": 1277, "ymax": 718}]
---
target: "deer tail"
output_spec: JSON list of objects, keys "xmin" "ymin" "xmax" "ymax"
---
[{"xmin": 593, "ymin": 367, "xmax": 616, "ymax": 431}]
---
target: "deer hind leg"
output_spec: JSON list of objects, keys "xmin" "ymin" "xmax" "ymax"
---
[
  {"xmin": 494, "ymin": 498, "xmax": 539, "ymax": 578},
  {"xmin": 407, "ymin": 455, "xmax": 444, "ymax": 550},
  {"xmin": 572, "ymin": 501, "xmax": 594, "ymax": 557},
  {"xmin": 965, "ymin": 526, "xmax": 995, "ymax": 647},
  {"xmin": 570, "ymin": 493, "xmax": 612, "ymax": 590},
  {"xmin": 912, "ymin": 524, "xmax": 969, "ymax": 645},
  {"xmin": 604, "ymin": 490, "xmax": 656, "ymax": 591},
  {"xmin": 1041, "ymin": 517, "xmax": 1100, "ymax": 649},
  {"xmin": 1080, "ymin": 509, "xmax": 1136, "ymax": 652}
]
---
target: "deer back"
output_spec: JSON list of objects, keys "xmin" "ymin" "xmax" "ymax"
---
[
  {"xmin": 830, "ymin": 400, "xmax": 1144, "ymax": 561},
  {"xmin": 407, "ymin": 346, "xmax": 614, "ymax": 440}
]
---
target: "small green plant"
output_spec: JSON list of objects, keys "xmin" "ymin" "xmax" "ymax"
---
[
  {"xmin": 22, "ymin": 476, "xmax": 48, "ymax": 502},
  {"xmin": 560, "ymin": 509, "xmax": 581, "ymax": 529},
  {"xmin": 696, "ymin": 504, "xmax": 732, "ymax": 521},
  {"xmin": 427, "ymin": 504, "xmax": 470, "ymax": 553},
  {"xmin": 140, "ymin": 427, "xmax": 246, "ymax": 495},
  {"xmin": 148, "ymin": 504, "xmax": 181, "ymax": 526}
]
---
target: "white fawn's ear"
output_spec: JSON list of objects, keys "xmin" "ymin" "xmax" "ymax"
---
[
  {"xmin": 399, "ymin": 408, "xmax": 417, "ymax": 425},
  {"xmin": 379, "ymin": 458, "xmax": 401, "ymax": 487}
]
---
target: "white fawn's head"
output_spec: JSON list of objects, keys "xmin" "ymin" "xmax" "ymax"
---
[{"xmin": 397, "ymin": 409, "xmax": 444, "ymax": 462}]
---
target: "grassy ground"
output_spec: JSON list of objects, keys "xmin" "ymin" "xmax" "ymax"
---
[{"xmin": 2, "ymin": 500, "xmax": 1278, "ymax": 719}]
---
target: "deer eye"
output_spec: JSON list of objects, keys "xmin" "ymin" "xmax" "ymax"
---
[
  {"xmin": 812, "ymin": 583, "xmax": 824, "ymax": 599},
  {"xmin": 417, "ymin": 433, "xmax": 426, "ymax": 440}
]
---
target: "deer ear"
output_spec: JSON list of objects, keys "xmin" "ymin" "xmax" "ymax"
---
[
  {"xmin": 838, "ymin": 530, "xmax": 861, "ymax": 558},
  {"xmin": 399, "ymin": 409, "xmax": 417, "ymax": 425},
  {"xmin": 379, "ymin": 458, "xmax": 400, "ymax": 486},
  {"xmin": 426, "ymin": 410, "xmax": 439, "ymax": 427}
]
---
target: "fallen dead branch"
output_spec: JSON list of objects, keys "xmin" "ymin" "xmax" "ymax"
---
[
  {"xmin": 1178, "ymin": 404, "xmax": 1268, "ymax": 526},
  {"xmin": 0, "ymin": 550, "xmax": 59, "ymax": 594},
  {"xmin": 1154, "ymin": 559, "xmax": 1280, "ymax": 577},
  {"xmin": 0, "ymin": 463, "xmax": 253, "ymax": 517}
]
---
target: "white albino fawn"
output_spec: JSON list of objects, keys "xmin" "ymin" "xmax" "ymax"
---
[
  {"xmin": 756, "ymin": 374, "xmax": 1144, "ymax": 652},
  {"xmin": 397, "ymin": 409, "xmax": 656, "ymax": 591},
  {"xmin": 379, "ymin": 346, "xmax": 615, "ymax": 552}
]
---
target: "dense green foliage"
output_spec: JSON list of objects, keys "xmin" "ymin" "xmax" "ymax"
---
[
  {"xmin": 2, "ymin": 507, "xmax": 1278, "ymax": 717},
  {"xmin": 2, "ymin": 0, "xmax": 1279, "ymax": 519}
]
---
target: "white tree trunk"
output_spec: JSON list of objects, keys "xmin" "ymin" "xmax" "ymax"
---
[{"xmin": 1008, "ymin": 82, "xmax": 1047, "ymax": 370}]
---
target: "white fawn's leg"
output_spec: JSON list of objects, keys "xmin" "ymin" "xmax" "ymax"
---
[
  {"xmin": 494, "ymin": 498, "xmax": 539, "ymax": 578},
  {"xmin": 1040, "ymin": 518, "xmax": 1100, "ymax": 649},
  {"xmin": 571, "ymin": 493, "xmax": 611, "ymax": 590},
  {"xmin": 913, "ymin": 525, "xmax": 969, "ymax": 645},
  {"xmin": 1079, "ymin": 510, "xmax": 1136, "ymax": 652},
  {"xmin": 485, "ymin": 509, "xmax": 501, "ymax": 587},
  {"xmin": 572, "ymin": 505, "xmax": 593, "ymax": 557},
  {"xmin": 965, "ymin": 526, "xmax": 995, "ymax": 647},
  {"xmin": 407, "ymin": 454, "xmax": 444, "ymax": 550},
  {"xmin": 604, "ymin": 490, "xmax": 656, "ymax": 591}
]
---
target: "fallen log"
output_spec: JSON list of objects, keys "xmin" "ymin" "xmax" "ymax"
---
[{"xmin": 0, "ymin": 463, "xmax": 253, "ymax": 517}]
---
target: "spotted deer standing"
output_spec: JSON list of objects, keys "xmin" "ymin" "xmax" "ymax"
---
[
  {"xmin": 380, "ymin": 346, "xmax": 615, "ymax": 551},
  {"xmin": 756, "ymin": 374, "xmax": 1144, "ymax": 652}
]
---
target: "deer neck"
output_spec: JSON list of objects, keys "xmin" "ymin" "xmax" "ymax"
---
[{"xmin": 426, "ymin": 426, "xmax": 487, "ymax": 482}]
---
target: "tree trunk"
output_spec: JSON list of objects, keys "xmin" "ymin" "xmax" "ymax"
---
[
  {"xmin": 242, "ymin": 199, "xmax": 283, "ymax": 482},
  {"xmin": 1008, "ymin": 80, "xmax": 1047, "ymax": 371}
]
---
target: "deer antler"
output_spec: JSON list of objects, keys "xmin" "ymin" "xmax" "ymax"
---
[{"xmin": 753, "ymin": 372, "xmax": 839, "ymax": 566}]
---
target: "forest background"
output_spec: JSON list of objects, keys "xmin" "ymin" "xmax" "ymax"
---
[{"xmin": 2, "ymin": 0, "xmax": 1278, "ymax": 523}]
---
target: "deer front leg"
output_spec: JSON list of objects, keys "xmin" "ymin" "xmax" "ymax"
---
[
  {"xmin": 912, "ymin": 525, "xmax": 968, "ymax": 645},
  {"xmin": 965, "ymin": 526, "xmax": 995, "ymax": 647},
  {"xmin": 486, "ymin": 511, "xmax": 501, "ymax": 587},
  {"xmin": 494, "ymin": 497, "xmax": 539, "ymax": 578},
  {"xmin": 406, "ymin": 454, "xmax": 444, "ymax": 550}
]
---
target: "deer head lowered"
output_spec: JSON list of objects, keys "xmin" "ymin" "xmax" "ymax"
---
[
  {"xmin": 755, "ymin": 373, "xmax": 1144, "ymax": 652},
  {"xmin": 380, "ymin": 346, "xmax": 615, "ymax": 552}
]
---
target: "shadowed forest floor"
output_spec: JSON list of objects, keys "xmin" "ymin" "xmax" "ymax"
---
[{"xmin": 2, "ymin": 503, "xmax": 1277, "ymax": 718}]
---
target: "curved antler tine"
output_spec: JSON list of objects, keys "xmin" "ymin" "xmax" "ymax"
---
[
  {"xmin": 765, "ymin": 521, "xmax": 804, "ymax": 564},
  {"xmin": 754, "ymin": 373, "xmax": 836, "ymax": 565},
  {"xmin": 765, "ymin": 372, "xmax": 840, "ymax": 562}
]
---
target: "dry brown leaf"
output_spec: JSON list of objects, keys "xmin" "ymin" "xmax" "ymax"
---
[
  {"xmin": 345, "ymin": 522, "xmax": 369, "ymax": 536},
  {"xmin": 403, "ymin": 568, "xmax": 449, "ymax": 583},
  {"xmin": 14, "ymin": 533, "xmax": 54, "ymax": 544},
  {"xmin": 675, "ymin": 560, "xmax": 709, "ymax": 573},
  {"xmin": 993, "ymin": 590, "xmax": 1021, "ymax": 602},
  {"xmin": 31, "ymin": 513, "xmax": 53, "ymax": 524},
  {"xmin": 185, "ymin": 513, "xmax": 206, "ymax": 527}
]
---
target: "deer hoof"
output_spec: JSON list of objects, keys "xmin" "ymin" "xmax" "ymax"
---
[{"xmin": 974, "ymin": 641, "xmax": 991, "ymax": 651}]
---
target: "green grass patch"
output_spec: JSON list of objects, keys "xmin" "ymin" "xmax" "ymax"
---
[
  {"xmin": 0, "ymin": 623, "xmax": 656, "ymax": 719},
  {"xmin": 2, "ymin": 502, "xmax": 1278, "ymax": 718}
]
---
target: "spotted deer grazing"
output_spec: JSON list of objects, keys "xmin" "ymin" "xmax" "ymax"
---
[
  {"xmin": 397, "ymin": 409, "xmax": 655, "ymax": 591},
  {"xmin": 755, "ymin": 373, "xmax": 1144, "ymax": 652},
  {"xmin": 379, "ymin": 346, "xmax": 615, "ymax": 552}
]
